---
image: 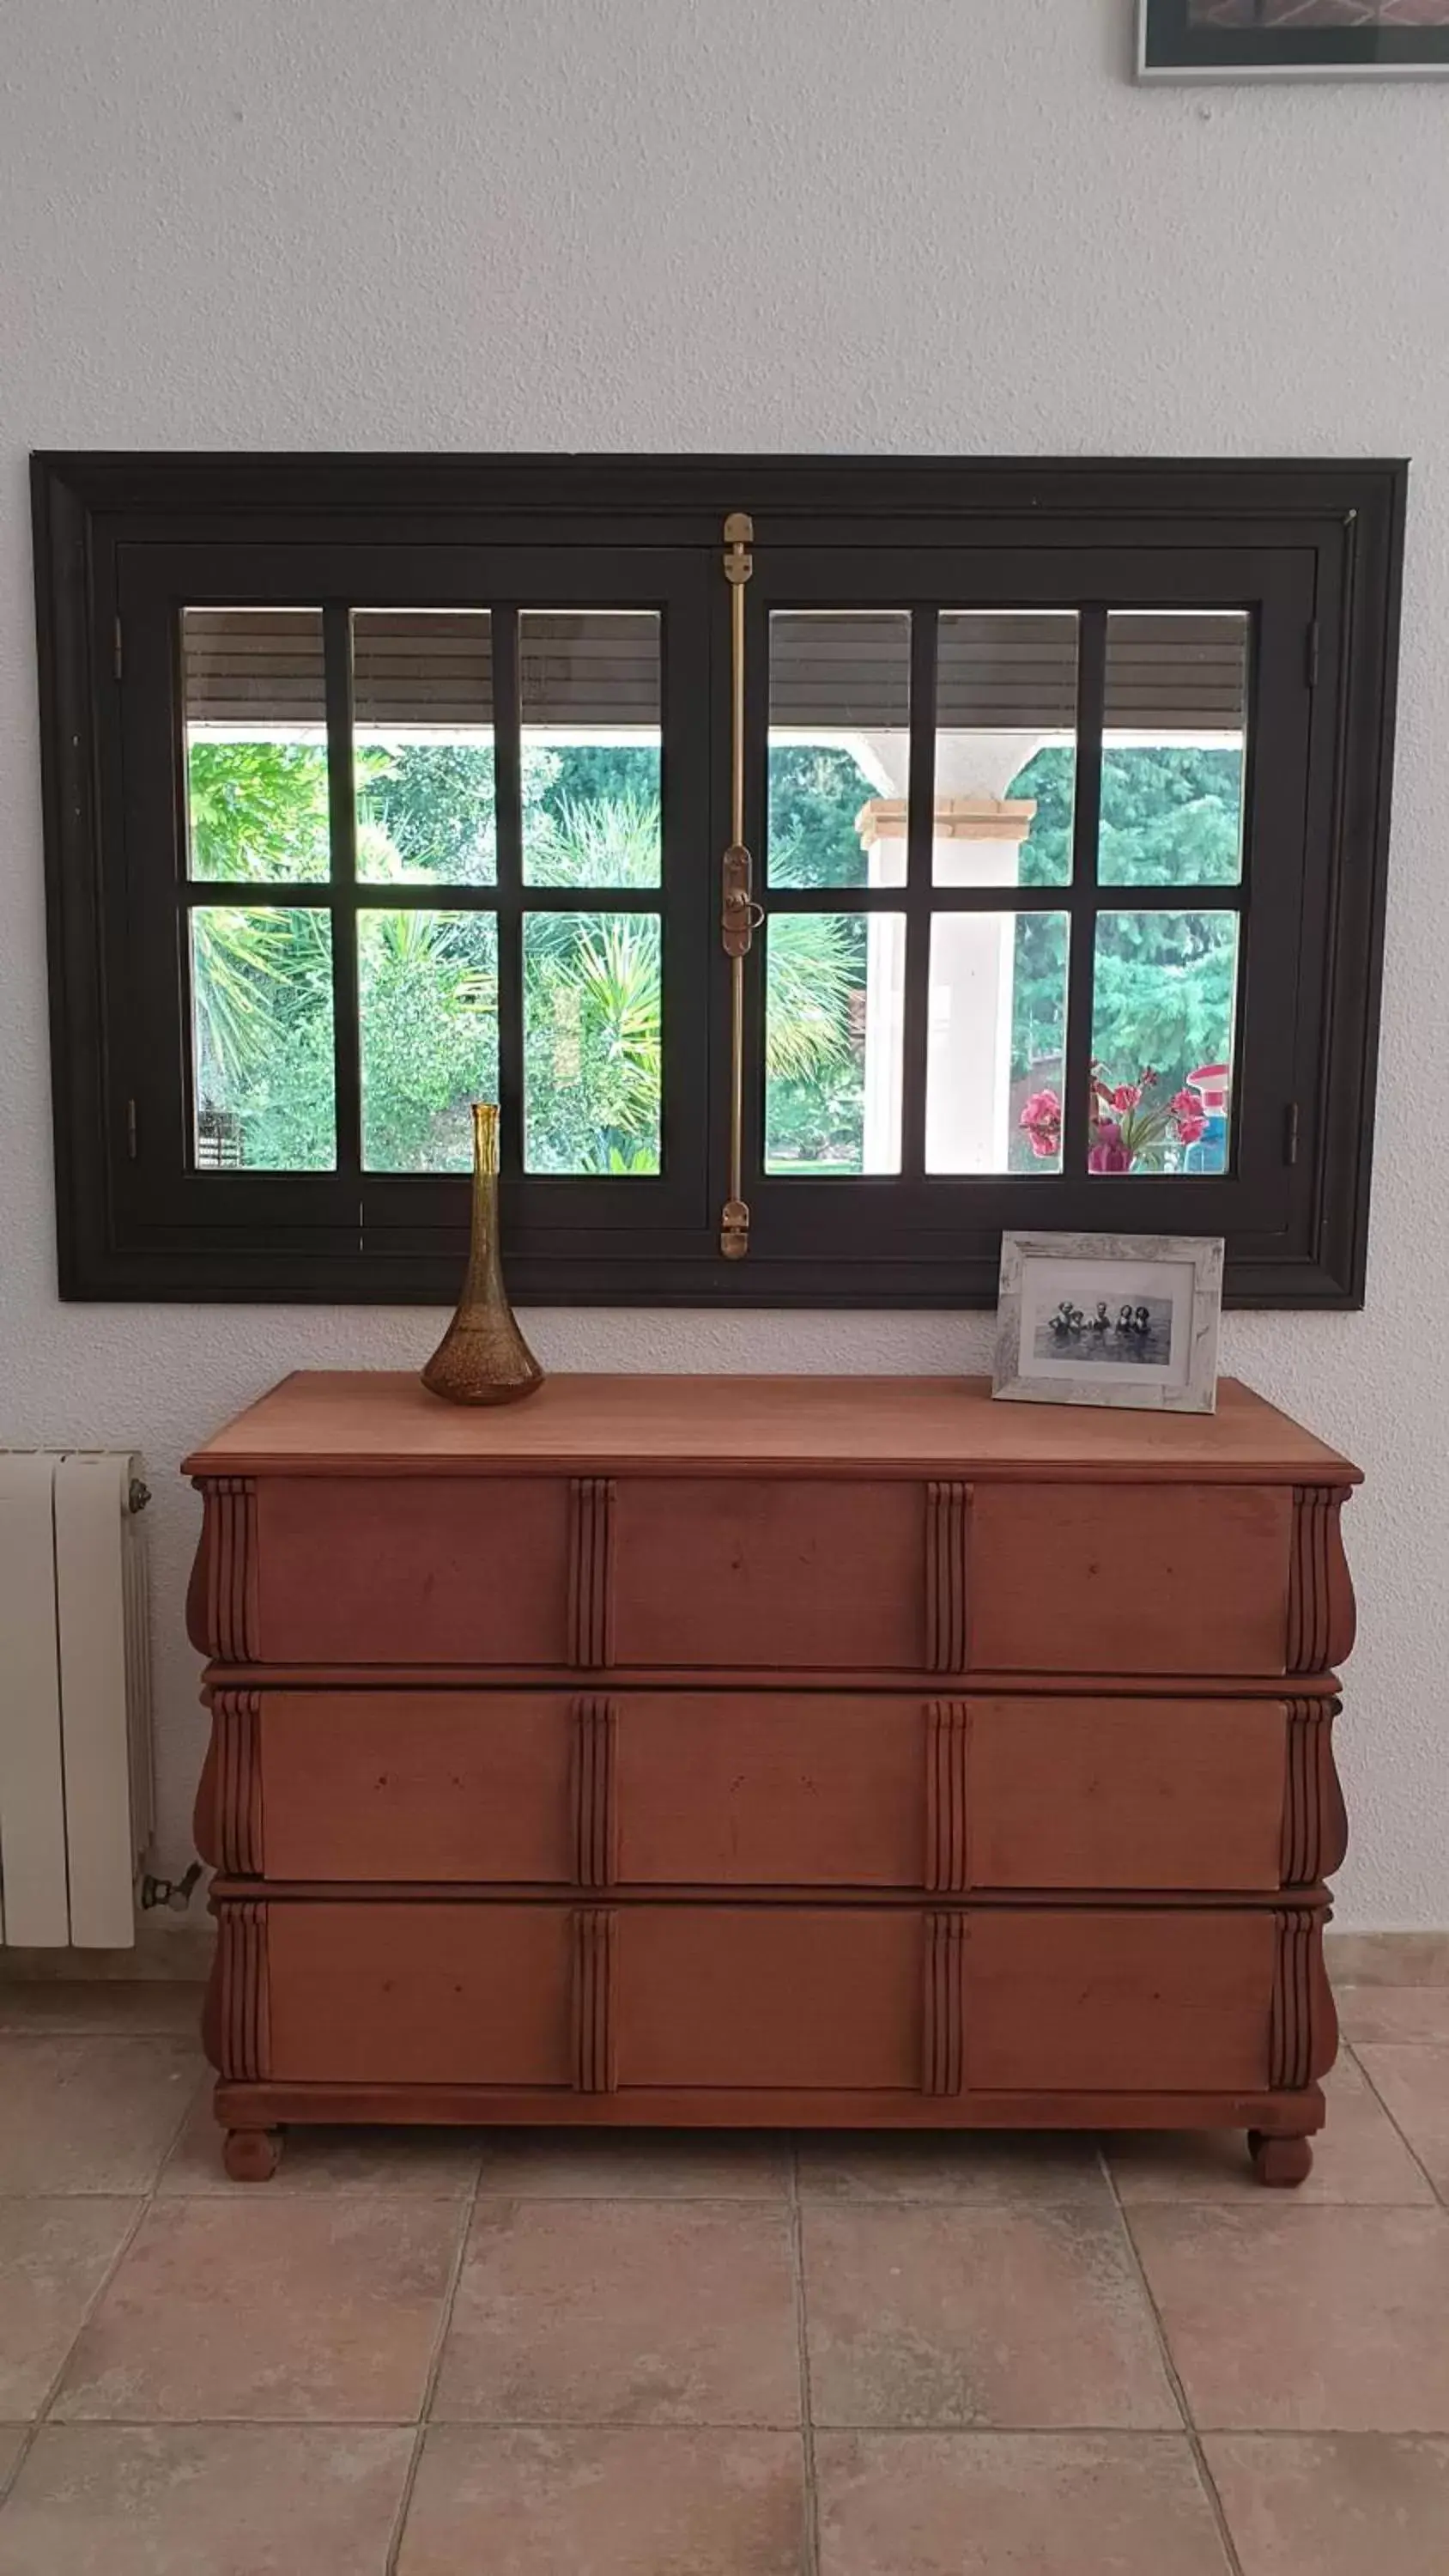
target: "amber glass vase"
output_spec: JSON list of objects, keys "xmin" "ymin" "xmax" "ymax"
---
[{"xmin": 421, "ymin": 1103, "xmax": 543, "ymax": 1406}]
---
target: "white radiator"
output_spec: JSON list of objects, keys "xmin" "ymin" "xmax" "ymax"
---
[{"xmin": 0, "ymin": 1452, "xmax": 154, "ymax": 1947}]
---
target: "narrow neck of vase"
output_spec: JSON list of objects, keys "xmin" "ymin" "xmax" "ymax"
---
[{"xmin": 465, "ymin": 1103, "xmax": 505, "ymax": 1292}]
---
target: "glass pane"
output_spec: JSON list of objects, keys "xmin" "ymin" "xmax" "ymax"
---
[
  {"xmin": 359, "ymin": 910, "xmax": 499, "ymax": 1172},
  {"xmin": 764, "ymin": 912, "xmax": 903, "ymax": 1176},
  {"xmin": 926, "ymin": 912, "xmax": 1070, "ymax": 1175},
  {"xmin": 354, "ymin": 611, "xmax": 496, "ymax": 887},
  {"xmin": 189, "ymin": 906, "xmax": 334, "ymax": 1169},
  {"xmin": 937, "ymin": 612, "xmax": 1078, "ymax": 889},
  {"xmin": 768, "ymin": 612, "xmax": 911, "ymax": 890},
  {"xmin": 183, "ymin": 609, "xmax": 330, "ymax": 884},
  {"xmin": 524, "ymin": 912, "xmax": 661, "ymax": 1173},
  {"xmin": 1100, "ymin": 612, "xmax": 1248, "ymax": 887},
  {"xmin": 1089, "ymin": 911, "xmax": 1239, "ymax": 1174},
  {"xmin": 520, "ymin": 613, "xmax": 661, "ymax": 887}
]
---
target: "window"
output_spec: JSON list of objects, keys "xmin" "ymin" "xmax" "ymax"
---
[{"xmin": 33, "ymin": 454, "xmax": 1404, "ymax": 1305}]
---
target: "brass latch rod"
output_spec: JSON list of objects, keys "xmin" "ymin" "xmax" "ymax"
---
[{"xmin": 720, "ymin": 511, "xmax": 759, "ymax": 1259}]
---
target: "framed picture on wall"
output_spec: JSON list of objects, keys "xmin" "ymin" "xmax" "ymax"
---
[{"xmin": 1139, "ymin": 1, "xmax": 1449, "ymax": 79}]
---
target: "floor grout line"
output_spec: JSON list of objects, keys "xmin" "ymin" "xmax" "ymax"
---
[
  {"xmin": 0, "ymin": 2156, "xmax": 162, "ymax": 2518},
  {"xmin": 383, "ymin": 2148, "xmax": 482, "ymax": 2576},
  {"xmin": 1100, "ymin": 2145, "xmax": 1246, "ymax": 2576},
  {"xmin": 786, "ymin": 2139, "xmax": 821, "ymax": 2576},
  {"xmin": 1346, "ymin": 2048, "xmax": 1447, "ymax": 2212}
]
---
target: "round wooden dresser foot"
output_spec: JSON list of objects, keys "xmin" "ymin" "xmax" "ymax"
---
[
  {"xmin": 1248, "ymin": 2129, "xmax": 1313, "ymax": 2188},
  {"xmin": 223, "ymin": 2126, "xmax": 282, "ymax": 2183}
]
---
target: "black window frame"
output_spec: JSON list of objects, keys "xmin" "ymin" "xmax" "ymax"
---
[{"xmin": 33, "ymin": 452, "xmax": 1405, "ymax": 1309}]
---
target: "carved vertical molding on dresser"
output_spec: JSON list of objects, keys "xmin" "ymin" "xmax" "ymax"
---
[
  {"xmin": 1270, "ymin": 1906, "xmax": 1337, "ymax": 2088},
  {"xmin": 573, "ymin": 1698, "xmax": 619, "ymax": 1888},
  {"xmin": 922, "ymin": 1911, "xmax": 966, "ymax": 2095},
  {"xmin": 187, "ymin": 1477, "xmax": 260, "ymax": 1661},
  {"xmin": 573, "ymin": 1906, "xmax": 617, "ymax": 2092},
  {"xmin": 1280, "ymin": 1699, "xmax": 1349, "ymax": 1887},
  {"xmin": 569, "ymin": 1478, "xmax": 616, "ymax": 1668},
  {"xmin": 194, "ymin": 1690, "xmax": 264, "ymax": 1875},
  {"xmin": 925, "ymin": 1701, "xmax": 971, "ymax": 1893},
  {"xmin": 1288, "ymin": 1485, "xmax": 1356, "ymax": 1673},
  {"xmin": 925, "ymin": 1481, "xmax": 972, "ymax": 1674},
  {"xmin": 207, "ymin": 1902, "xmax": 271, "ymax": 2081}
]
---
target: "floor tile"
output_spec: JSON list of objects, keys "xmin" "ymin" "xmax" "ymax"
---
[
  {"xmin": 1327, "ymin": 1935, "xmax": 1449, "ymax": 1989},
  {"xmin": 397, "ymin": 2425, "xmax": 806, "ymax": 2575},
  {"xmin": 159, "ymin": 2095, "xmax": 483, "ymax": 2197},
  {"xmin": 51, "ymin": 2197, "xmax": 463, "ymax": 2423},
  {"xmin": 816, "ymin": 2431, "xmax": 1231, "ymax": 2574},
  {"xmin": 1107, "ymin": 2058, "xmax": 1434, "ymax": 2206},
  {"xmin": 433, "ymin": 2200, "xmax": 800, "ymax": 2427},
  {"xmin": 0, "ymin": 1983, "xmax": 205, "ymax": 2038},
  {"xmin": 0, "ymin": 2425, "xmax": 414, "ymax": 2574},
  {"xmin": 796, "ymin": 2129, "xmax": 1111, "ymax": 2207},
  {"xmin": 1204, "ymin": 2432, "xmax": 1449, "ymax": 2575},
  {"xmin": 1356, "ymin": 2047, "xmax": 1449, "ymax": 2195},
  {"xmin": 0, "ymin": 2201, "xmax": 137, "ymax": 2420},
  {"xmin": 1130, "ymin": 2205, "xmax": 1449, "ymax": 2429},
  {"xmin": 476, "ymin": 2128, "xmax": 790, "ymax": 2200},
  {"xmin": 802, "ymin": 2203, "xmax": 1177, "ymax": 2429},
  {"xmin": 0, "ymin": 2039, "xmax": 201, "ymax": 2194},
  {"xmin": 1336, "ymin": 1985, "xmax": 1449, "ymax": 2045},
  {"xmin": 0, "ymin": 2431, "xmax": 28, "ymax": 2494}
]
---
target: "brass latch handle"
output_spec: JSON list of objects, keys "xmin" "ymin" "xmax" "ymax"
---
[{"xmin": 722, "ymin": 845, "xmax": 764, "ymax": 959}]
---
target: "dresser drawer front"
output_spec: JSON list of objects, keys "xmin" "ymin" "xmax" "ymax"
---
[
  {"xmin": 258, "ymin": 1692, "xmax": 576, "ymax": 1884},
  {"xmin": 215, "ymin": 1686, "xmax": 1314, "ymax": 1893},
  {"xmin": 964, "ymin": 1909, "xmax": 1279, "ymax": 2092},
  {"xmin": 266, "ymin": 1902, "xmax": 573, "ymax": 2085},
  {"xmin": 610, "ymin": 1479, "xmax": 927, "ymax": 1670},
  {"xmin": 254, "ymin": 1478, "xmax": 572, "ymax": 1665},
  {"xmin": 216, "ymin": 1898, "xmax": 1325, "ymax": 2099},
  {"xmin": 970, "ymin": 1483, "xmax": 1294, "ymax": 1674},
  {"xmin": 212, "ymin": 1470, "xmax": 1313, "ymax": 1680}
]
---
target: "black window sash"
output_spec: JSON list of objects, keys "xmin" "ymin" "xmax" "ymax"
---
[
  {"xmin": 112, "ymin": 542, "xmax": 713, "ymax": 1247},
  {"xmin": 738, "ymin": 542, "xmax": 1319, "ymax": 1254}
]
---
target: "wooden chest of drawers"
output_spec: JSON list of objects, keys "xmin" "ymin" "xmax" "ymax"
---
[{"xmin": 185, "ymin": 1372, "xmax": 1357, "ymax": 2184}]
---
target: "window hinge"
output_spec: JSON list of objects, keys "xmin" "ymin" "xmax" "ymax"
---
[
  {"xmin": 1283, "ymin": 1100, "xmax": 1300, "ymax": 1166},
  {"xmin": 1305, "ymin": 620, "xmax": 1319, "ymax": 689},
  {"xmin": 113, "ymin": 616, "xmax": 124, "ymax": 683},
  {"xmin": 125, "ymin": 1097, "xmax": 137, "ymax": 1159}
]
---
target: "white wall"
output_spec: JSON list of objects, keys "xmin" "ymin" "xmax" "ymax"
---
[{"xmin": 1, "ymin": 0, "xmax": 1444, "ymax": 1929}]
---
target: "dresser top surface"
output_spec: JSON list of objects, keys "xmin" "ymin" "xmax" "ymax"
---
[{"xmin": 184, "ymin": 1372, "xmax": 1359, "ymax": 1484}]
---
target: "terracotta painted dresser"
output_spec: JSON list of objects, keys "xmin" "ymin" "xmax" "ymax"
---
[{"xmin": 185, "ymin": 1372, "xmax": 1358, "ymax": 2184}]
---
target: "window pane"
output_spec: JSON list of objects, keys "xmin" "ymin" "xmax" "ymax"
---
[
  {"xmin": 354, "ymin": 611, "xmax": 496, "ymax": 887},
  {"xmin": 1099, "ymin": 612, "xmax": 1248, "ymax": 887},
  {"xmin": 359, "ymin": 910, "xmax": 499, "ymax": 1172},
  {"xmin": 520, "ymin": 613, "xmax": 661, "ymax": 887},
  {"xmin": 764, "ymin": 912, "xmax": 903, "ymax": 1176},
  {"xmin": 524, "ymin": 912, "xmax": 661, "ymax": 1173},
  {"xmin": 183, "ymin": 609, "xmax": 330, "ymax": 884},
  {"xmin": 937, "ymin": 612, "xmax": 1078, "ymax": 889},
  {"xmin": 927, "ymin": 912, "xmax": 1070, "ymax": 1175},
  {"xmin": 189, "ymin": 906, "xmax": 335, "ymax": 1169},
  {"xmin": 1089, "ymin": 911, "xmax": 1239, "ymax": 1174},
  {"xmin": 768, "ymin": 612, "xmax": 911, "ymax": 890}
]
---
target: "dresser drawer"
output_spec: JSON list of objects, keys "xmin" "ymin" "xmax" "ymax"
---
[
  {"xmin": 198, "ymin": 1467, "xmax": 1324, "ymax": 1679},
  {"xmin": 213, "ymin": 1897, "xmax": 1331, "ymax": 2099},
  {"xmin": 203, "ymin": 1686, "xmax": 1335, "ymax": 1895}
]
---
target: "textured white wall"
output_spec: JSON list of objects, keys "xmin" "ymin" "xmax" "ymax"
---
[{"xmin": 1, "ymin": 0, "xmax": 1445, "ymax": 1928}]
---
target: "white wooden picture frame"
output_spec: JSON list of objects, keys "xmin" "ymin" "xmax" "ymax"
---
[{"xmin": 993, "ymin": 1232, "xmax": 1224, "ymax": 1413}]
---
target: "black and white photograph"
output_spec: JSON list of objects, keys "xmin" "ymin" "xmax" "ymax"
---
[
  {"xmin": 1140, "ymin": 0, "xmax": 1449, "ymax": 77},
  {"xmin": 1032, "ymin": 1293, "xmax": 1175, "ymax": 1368},
  {"xmin": 994, "ymin": 1234, "xmax": 1224, "ymax": 1413}
]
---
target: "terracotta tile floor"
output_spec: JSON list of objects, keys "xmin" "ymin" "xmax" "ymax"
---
[{"xmin": 2, "ymin": 1980, "xmax": 1448, "ymax": 2573}]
